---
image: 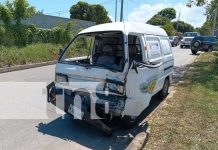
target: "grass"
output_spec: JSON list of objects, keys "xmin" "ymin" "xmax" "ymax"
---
[
  {"xmin": 0, "ymin": 43, "xmax": 61, "ymax": 68},
  {"xmin": 144, "ymin": 52, "xmax": 218, "ymax": 150}
]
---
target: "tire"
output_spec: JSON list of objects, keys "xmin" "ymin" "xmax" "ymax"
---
[
  {"xmin": 158, "ymin": 78, "xmax": 170, "ymax": 100},
  {"xmin": 191, "ymin": 50, "xmax": 197, "ymax": 55},
  {"xmin": 121, "ymin": 115, "xmax": 138, "ymax": 129},
  {"xmin": 193, "ymin": 40, "xmax": 201, "ymax": 48},
  {"xmin": 180, "ymin": 45, "xmax": 183, "ymax": 49}
]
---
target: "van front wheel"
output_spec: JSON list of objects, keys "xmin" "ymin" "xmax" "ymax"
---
[
  {"xmin": 158, "ymin": 78, "xmax": 170, "ymax": 100},
  {"xmin": 121, "ymin": 116, "xmax": 138, "ymax": 129}
]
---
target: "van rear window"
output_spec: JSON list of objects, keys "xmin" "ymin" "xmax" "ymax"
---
[
  {"xmin": 146, "ymin": 36, "xmax": 162, "ymax": 62},
  {"xmin": 160, "ymin": 38, "xmax": 172, "ymax": 55}
]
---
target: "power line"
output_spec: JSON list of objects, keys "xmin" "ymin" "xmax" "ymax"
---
[
  {"xmin": 99, "ymin": 0, "xmax": 115, "ymax": 5},
  {"xmin": 46, "ymin": 10, "xmax": 69, "ymax": 15},
  {"xmin": 129, "ymin": 0, "xmax": 140, "ymax": 6}
]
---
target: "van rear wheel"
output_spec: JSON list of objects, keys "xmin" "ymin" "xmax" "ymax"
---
[{"xmin": 158, "ymin": 78, "xmax": 170, "ymax": 100}]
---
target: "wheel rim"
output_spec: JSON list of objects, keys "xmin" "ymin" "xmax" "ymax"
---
[
  {"xmin": 129, "ymin": 116, "xmax": 137, "ymax": 123},
  {"xmin": 194, "ymin": 42, "xmax": 199, "ymax": 47}
]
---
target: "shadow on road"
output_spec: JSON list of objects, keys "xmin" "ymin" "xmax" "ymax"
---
[{"xmin": 36, "ymin": 95, "xmax": 163, "ymax": 150}]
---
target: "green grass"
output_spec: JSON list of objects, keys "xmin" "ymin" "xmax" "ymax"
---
[
  {"xmin": 0, "ymin": 43, "xmax": 61, "ymax": 68},
  {"xmin": 144, "ymin": 52, "xmax": 218, "ymax": 150}
]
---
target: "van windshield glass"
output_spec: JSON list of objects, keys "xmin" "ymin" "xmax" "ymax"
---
[{"xmin": 61, "ymin": 32, "xmax": 125, "ymax": 72}]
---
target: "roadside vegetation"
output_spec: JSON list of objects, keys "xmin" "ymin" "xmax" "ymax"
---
[
  {"xmin": 0, "ymin": 43, "xmax": 60, "ymax": 68},
  {"xmin": 0, "ymin": 0, "xmax": 113, "ymax": 69},
  {"xmin": 144, "ymin": 52, "xmax": 218, "ymax": 149}
]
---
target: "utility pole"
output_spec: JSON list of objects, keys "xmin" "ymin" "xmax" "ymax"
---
[
  {"xmin": 120, "ymin": 0, "xmax": 124, "ymax": 22},
  {"xmin": 115, "ymin": 0, "xmax": 117, "ymax": 22},
  {"xmin": 176, "ymin": 11, "xmax": 181, "ymax": 32},
  {"xmin": 212, "ymin": 8, "xmax": 217, "ymax": 36}
]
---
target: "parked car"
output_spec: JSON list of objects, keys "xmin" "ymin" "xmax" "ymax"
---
[
  {"xmin": 180, "ymin": 32, "xmax": 200, "ymax": 48},
  {"xmin": 47, "ymin": 22, "xmax": 174, "ymax": 135},
  {"xmin": 191, "ymin": 36, "xmax": 216, "ymax": 54},
  {"xmin": 169, "ymin": 36, "xmax": 179, "ymax": 47}
]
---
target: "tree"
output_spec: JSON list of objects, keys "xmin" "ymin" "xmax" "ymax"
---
[
  {"xmin": 198, "ymin": 21, "xmax": 212, "ymax": 35},
  {"xmin": 147, "ymin": 15, "xmax": 171, "ymax": 26},
  {"xmin": 172, "ymin": 21, "xmax": 194, "ymax": 33},
  {"xmin": 157, "ymin": 8, "xmax": 176, "ymax": 20},
  {"xmin": 147, "ymin": 8, "xmax": 176, "ymax": 26},
  {"xmin": 90, "ymin": 4, "xmax": 111, "ymax": 24},
  {"xmin": 70, "ymin": 1, "xmax": 111, "ymax": 24},
  {"xmin": 0, "ymin": 0, "xmax": 35, "ymax": 46},
  {"xmin": 186, "ymin": 0, "xmax": 206, "ymax": 7},
  {"xmin": 13, "ymin": 0, "xmax": 35, "ymax": 25},
  {"xmin": 162, "ymin": 23, "xmax": 176, "ymax": 36},
  {"xmin": 70, "ymin": 1, "xmax": 91, "ymax": 21}
]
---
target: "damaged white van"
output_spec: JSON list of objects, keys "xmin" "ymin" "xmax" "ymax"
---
[{"xmin": 47, "ymin": 22, "xmax": 174, "ymax": 135}]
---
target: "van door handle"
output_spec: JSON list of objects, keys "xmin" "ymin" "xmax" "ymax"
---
[{"xmin": 138, "ymin": 62, "xmax": 163, "ymax": 68}]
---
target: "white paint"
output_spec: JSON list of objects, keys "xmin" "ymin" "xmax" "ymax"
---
[{"xmin": 79, "ymin": 22, "xmax": 167, "ymax": 36}]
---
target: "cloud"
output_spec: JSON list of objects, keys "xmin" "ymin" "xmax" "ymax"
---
[
  {"xmin": 109, "ymin": 15, "xmax": 115, "ymax": 22},
  {"xmin": 128, "ymin": 3, "xmax": 206, "ymax": 27}
]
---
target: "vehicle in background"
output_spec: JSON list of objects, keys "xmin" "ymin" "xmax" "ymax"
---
[
  {"xmin": 180, "ymin": 32, "xmax": 200, "ymax": 48},
  {"xmin": 47, "ymin": 22, "xmax": 174, "ymax": 135},
  {"xmin": 169, "ymin": 36, "xmax": 179, "ymax": 47},
  {"xmin": 191, "ymin": 36, "xmax": 216, "ymax": 54}
]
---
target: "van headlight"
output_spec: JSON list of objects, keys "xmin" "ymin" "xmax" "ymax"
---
[
  {"xmin": 107, "ymin": 83, "xmax": 124, "ymax": 94},
  {"xmin": 55, "ymin": 73, "xmax": 68, "ymax": 84}
]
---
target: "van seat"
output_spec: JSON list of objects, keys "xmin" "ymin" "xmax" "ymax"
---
[{"xmin": 96, "ymin": 45, "xmax": 116, "ymax": 68}]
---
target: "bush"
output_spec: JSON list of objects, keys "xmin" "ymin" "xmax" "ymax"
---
[
  {"xmin": 0, "ymin": 21, "xmax": 76, "ymax": 46},
  {"xmin": 0, "ymin": 43, "xmax": 61, "ymax": 68}
]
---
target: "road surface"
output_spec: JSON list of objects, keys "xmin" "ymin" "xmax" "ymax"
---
[{"xmin": 0, "ymin": 47, "xmax": 198, "ymax": 150}]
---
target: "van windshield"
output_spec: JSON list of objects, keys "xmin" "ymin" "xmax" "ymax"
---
[{"xmin": 60, "ymin": 32, "xmax": 125, "ymax": 72}]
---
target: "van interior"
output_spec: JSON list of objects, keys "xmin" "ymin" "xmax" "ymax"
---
[{"xmin": 62, "ymin": 32, "xmax": 144, "ymax": 72}]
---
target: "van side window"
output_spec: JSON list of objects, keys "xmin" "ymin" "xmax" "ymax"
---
[
  {"xmin": 160, "ymin": 38, "xmax": 172, "ymax": 55},
  {"xmin": 146, "ymin": 36, "xmax": 162, "ymax": 63},
  {"xmin": 128, "ymin": 35, "xmax": 142, "ymax": 65}
]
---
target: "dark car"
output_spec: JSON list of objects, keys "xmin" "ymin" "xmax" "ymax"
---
[
  {"xmin": 169, "ymin": 36, "xmax": 179, "ymax": 47},
  {"xmin": 191, "ymin": 36, "xmax": 216, "ymax": 54}
]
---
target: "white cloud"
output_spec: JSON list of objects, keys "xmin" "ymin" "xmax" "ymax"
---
[
  {"xmin": 109, "ymin": 15, "xmax": 115, "ymax": 22},
  {"xmin": 128, "ymin": 3, "xmax": 206, "ymax": 27}
]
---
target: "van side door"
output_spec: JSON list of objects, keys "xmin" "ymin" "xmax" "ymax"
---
[{"xmin": 124, "ymin": 35, "xmax": 163, "ymax": 117}]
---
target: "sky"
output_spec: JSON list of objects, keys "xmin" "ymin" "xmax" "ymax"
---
[{"xmin": 0, "ymin": 0, "xmax": 207, "ymax": 27}]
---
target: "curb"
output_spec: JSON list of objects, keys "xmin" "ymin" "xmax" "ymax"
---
[
  {"xmin": 126, "ymin": 125, "xmax": 150, "ymax": 150},
  {"xmin": 0, "ymin": 61, "xmax": 57, "ymax": 74}
]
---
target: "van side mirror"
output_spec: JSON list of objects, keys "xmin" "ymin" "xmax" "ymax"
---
[{"xmin": 59, "ymin": 49, "xmax": 63, "ymax": 56}]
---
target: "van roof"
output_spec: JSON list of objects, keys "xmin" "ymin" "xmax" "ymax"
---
[{"xmin": 79, "ymin": 22, "xmax": 168, "ymax": 36}]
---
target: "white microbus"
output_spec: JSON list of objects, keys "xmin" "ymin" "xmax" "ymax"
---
[{"xmin": 47, "ymin": 22, "xmax": 174, "ymax": 135}]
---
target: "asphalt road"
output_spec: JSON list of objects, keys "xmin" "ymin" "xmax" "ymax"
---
[{"xmin": 0, "ymin": 46, "xmax": 198, "ymax": 150}]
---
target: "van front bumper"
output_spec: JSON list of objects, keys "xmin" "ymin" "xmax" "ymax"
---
[{"xmin": 47, "ymin": 82, "xmax": 125, "ymax": 119}]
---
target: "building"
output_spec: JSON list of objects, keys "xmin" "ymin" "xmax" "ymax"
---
[{"xmin": 22, "ymin": 14, "xmax": 95, "ymax": 30}]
